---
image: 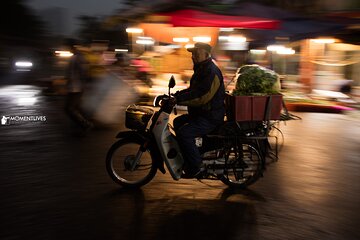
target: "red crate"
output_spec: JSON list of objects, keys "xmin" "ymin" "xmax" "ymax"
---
[{"xmin": 225, "ymin": 94, "xmax": 283, "ymax": 121}]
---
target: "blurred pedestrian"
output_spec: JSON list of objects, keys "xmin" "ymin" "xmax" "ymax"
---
[
  {"xmin": 64, "ymin": 39, "xmax": 94, "ymax": 134},
  {"xmin": 131, "ymin": 56, "xmax": 153, "ymax": 87},
  {"xmin": 340, "ymin": 81, "xmax": 352, "ymax": 94}
]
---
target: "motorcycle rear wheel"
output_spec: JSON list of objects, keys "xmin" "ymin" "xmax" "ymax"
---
[
  {"xmin": 106, "ymin": 136, "xmax": 157, "ymax": 188},
  {"xmin": 220, "ymin": 143, "xmax": 263, "ymax": 189}
]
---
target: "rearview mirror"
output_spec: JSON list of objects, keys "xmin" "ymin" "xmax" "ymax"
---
[{"xmin": 168, "ymin": 75, "xmax": 176, "ymax": 88}]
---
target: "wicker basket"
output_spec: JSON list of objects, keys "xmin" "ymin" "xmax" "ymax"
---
[{"xmin": 125, "ymin": 104, "xmax": 154, "ymax": 130}]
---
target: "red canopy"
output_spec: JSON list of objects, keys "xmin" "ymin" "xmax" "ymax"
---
[{"xmin": 157, "ymin": 9, "xmax": 280, "ymax": 29}]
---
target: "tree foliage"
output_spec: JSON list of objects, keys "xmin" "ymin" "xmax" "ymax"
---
[
  {"xmin": 1, "ymin": 0, "xmax": 46, "ymax": 44},
  {"xmin": 77, "ymin": 15, "xmax": 128, "ymax": 47}
]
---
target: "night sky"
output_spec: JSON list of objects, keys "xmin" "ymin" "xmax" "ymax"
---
[{"xmin": 25, "ymin": 0, "xmax": 124, "ymax": 35}]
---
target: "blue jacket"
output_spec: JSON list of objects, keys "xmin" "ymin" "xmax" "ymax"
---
[{"xmin": 176, "ymin": 58, "xmax": 225, "ymax": 123}]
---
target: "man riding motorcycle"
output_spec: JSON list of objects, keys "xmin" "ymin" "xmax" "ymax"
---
[{"xmin": 173, "ymin": 42, "xmax": 226, "ymax": 178}]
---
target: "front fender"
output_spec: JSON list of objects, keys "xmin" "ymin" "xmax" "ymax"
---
[
  {"xmin": 116, "ymin": 131, "xmax": 146, "ymax": 140},
  {"xmin": 115, "ymin": 130, "xmax": 167, "ymax": 174}
]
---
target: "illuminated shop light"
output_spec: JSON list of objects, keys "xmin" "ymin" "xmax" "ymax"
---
[
  {"xmin": 193, "ymin": 36, "xmax": 211, "ymax": 43},
  {"xmin": 218, "ymin": 36, "xmax": 229, "ymax": 41},
  {"xmin": 250, "ymin": 49, "xmax": 266, "ymax": 54},
  {"xmin": 126, "ymin": 28, "xmax": 143, "ymax": 33},
  {"xmin": 55, "ymin": 51, "xmax": 73, "ymax": 57},
  {"xmin": 311, "ymin": 38, "xmax": 336, "ymax": 44},
  {"xmin": 115, "ymin": 49, "xmax": 128, "ymax": 52},
  {"xmin": 173, "ymin": 38, "xmax": 189, "ymax": 43},
  {"xmin": 136, "ymin": 36, "xmax": 155, "ymax": 45},
  {"xmin": 219, "ymin": 28, "xmax": 234, "ymax": 32},
  {"xmin": 267, "ymin": 45, "xmax": 285, "ymax": 51},
  {"xmin": 136, "ymin": 40, "xmax": 154, "ymax": 45},
  {"xmin": 228, "ymin": 35, "xmax": 246, "ymax": 43},
  {"xmin": 277, "ymin": 48, "xmax": 295, "ymax": 55},
  {"xmin": 15, "ymin": 61, "xmax": 33, "ymax": 67}
]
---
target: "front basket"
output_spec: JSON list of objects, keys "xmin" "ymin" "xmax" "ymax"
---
[{"xmin": 125, "ymin": 104, "xmax": 154, "ymax": 130}]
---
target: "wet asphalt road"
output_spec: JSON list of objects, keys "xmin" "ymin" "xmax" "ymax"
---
[{"xmin": 0, "ymin": 84, "xmax": 360, "ymax": 240}]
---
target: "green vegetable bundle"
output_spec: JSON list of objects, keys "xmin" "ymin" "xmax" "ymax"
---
[{"xmin": 232, "ymin": 64, "xmax": 281, "ymax": 96}]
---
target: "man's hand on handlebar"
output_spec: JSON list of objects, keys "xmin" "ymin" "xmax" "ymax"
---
[
  {"xmin": 155, "ymin": 94, "xmax": 176, "ymax": 107},
  {"xmin": 169, "ymin": 94, "xmax": 177, "ymax": 105}
]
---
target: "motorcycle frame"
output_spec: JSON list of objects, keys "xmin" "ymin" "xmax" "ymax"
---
[
  {"xmin": 116, "ymin": 104, "xmax": 184, "ymax": 180},
  {"xmin": 148, "ymin": 107, "xmax": 184, "ymax": 180}
]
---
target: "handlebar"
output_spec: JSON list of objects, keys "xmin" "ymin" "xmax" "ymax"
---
[
  {"xmin": 153, "ymin": 94, "xmax": 177, "ymax": 114},
  {"xmin": 154, "ymin": 94, "xmax": 176, "ymax": 107}
]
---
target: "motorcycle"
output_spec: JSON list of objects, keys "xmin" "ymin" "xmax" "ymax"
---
[{"xmin": 106, "ymin": 76, "xmax": 264, "ymax": 189}]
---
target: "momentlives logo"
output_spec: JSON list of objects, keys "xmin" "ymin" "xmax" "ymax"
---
[{"xmin": 1, "ymin": 115, "xmax": 47, "ymax": 125}]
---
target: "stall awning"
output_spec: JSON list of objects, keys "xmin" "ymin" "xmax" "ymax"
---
[{"xmin": 154, "ymin": 9, "xmax": 280, "ymax": 29}]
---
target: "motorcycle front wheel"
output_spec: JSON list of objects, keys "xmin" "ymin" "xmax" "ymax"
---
[{"xmin": 106, "ymin": 136, "xmax": 157, "ymax": 188}]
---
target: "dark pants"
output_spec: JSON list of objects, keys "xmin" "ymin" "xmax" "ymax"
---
[
  {"xmin": 65, "ymin": 92, "xmax": 92, "ymax": 129},
  {"xmin": 174, "ymin": 114, "xmax": 219, "ymax": 172}
]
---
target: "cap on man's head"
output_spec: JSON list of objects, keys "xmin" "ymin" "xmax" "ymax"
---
[{"xmin": 187, "ymin": 42, "xmax": 212, "ymax": 53}]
